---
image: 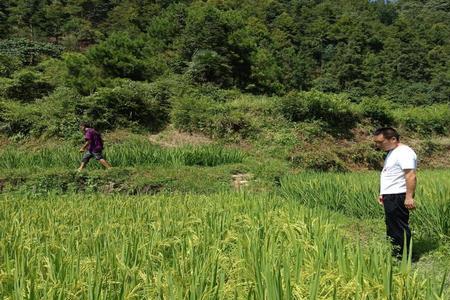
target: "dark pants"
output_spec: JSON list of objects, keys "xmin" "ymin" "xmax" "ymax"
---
[
  {"xmin": 81, "ymin": 151, "xmax": 104, "ymax": 164},
  {"xmin": 383, "ymin": 193, "xmax": 411, "ymax": 258}
]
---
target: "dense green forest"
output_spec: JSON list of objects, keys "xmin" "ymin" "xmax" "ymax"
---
[{"xmin": 0, "ymin": 0, "xmax": 449, "ymax": 139}]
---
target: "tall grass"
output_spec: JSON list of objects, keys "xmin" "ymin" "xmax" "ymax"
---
[
  {"xmin": 0, "ymin": 142, "xmax": 245, "ymax": 169},
  {"xmin": 279, "ymin": 170, "xmax": 450, "ymax": 239},
  {"xmin": 0, "ymin": 193, "xmax": 447, "ymax": 299}
]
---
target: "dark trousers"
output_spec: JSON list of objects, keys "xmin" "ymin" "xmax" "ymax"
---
[{"xmin": 383, "ymin": 193, "xmax": 411, "ymax": 257}]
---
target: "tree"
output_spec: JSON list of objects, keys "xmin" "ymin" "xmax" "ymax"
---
[
  {"xmin": 87, "ymin": 32, "xmax": 166, "ymax": 81},
  {"xmin": 0, "ymin": 39, "xmax": 62, "ymax": 65},
  {"xmin": 186, "ymin": 49, "xmax": 232, "ymax": 87}
]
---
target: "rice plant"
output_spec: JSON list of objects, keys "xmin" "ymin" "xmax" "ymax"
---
[
  {"xmin": 279, "ymin": 170, "xmax": 450, "ymax": 239},
  {"xmin": 0, "ymin": 192, "xmax": 447, "ymax": 299},
  {"xmin": 0, "ymin": 142, "xmax": 245, "ymax": 170}
]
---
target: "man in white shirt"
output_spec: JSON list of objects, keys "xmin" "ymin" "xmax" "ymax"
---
[{"xmin": 373, "ymin": 127, "xmax": 417, "ymax": 258}]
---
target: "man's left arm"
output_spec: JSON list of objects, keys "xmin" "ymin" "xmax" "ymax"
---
[{"xmin": 404, "ymin": 169, "xmax": 416, "ymax": 210}]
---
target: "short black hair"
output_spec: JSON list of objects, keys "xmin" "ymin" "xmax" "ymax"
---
[
  {"xmin": 80, "ymin": 122, "xmax": 92, "ymax": 128},
  {"xmin": 373, "ymin": 127, "xmax": 400, "ymax": 141}
]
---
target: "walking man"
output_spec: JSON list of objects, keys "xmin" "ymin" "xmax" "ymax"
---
[
  {"xmin": 78, "ymin": 123, "xmax": 112, "ymax": 171},
  {"xmin": 373, "ymin": 127, "xmax": 417, "ymax": 258}
]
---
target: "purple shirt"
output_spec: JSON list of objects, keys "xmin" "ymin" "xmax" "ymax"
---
[{"xmin": 85, "ymin": 128, "xmax": 103, "ymax": 153}]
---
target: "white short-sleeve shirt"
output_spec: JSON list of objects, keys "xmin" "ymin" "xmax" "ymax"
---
[{"xmin": 380, "ymin": 144, "xmax": 417, "ymax": 195}]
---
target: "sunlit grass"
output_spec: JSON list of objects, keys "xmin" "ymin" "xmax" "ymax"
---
[{"xmin": 0, "ymin": 193, "xmax": 447, "ymax": 299}]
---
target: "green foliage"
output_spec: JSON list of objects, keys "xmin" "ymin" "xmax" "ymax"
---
[
  {"xmin": 0, "ymin": 87, "xmax": 80, "ymax": 138},
  {"xmin": 291, "ymin": 150, "xmax": 348, "ymax": 172},
  {"xmin": 0, "ymin": 0, "xmax": 449, "ymax": 139},
  {"xmin": 395, "ymin": 104, "xmax": 450, "ymax": 135},
  {"xmin": 212, "ymin": 108, "xmax": 257, "ymax": 139},
  {"xmin": 62, "ymin": 52, "xmax": 102, "ymax": 95},
  {"xmin": 171, "ymin": 95, "xmax": 257, "ymax": 140},
  {"xmin": 0, "ymin": 54, "xmax": 22, "ymax": 77},
  {"xmin": 358, "ymin": 97, "xmax": 395, "ymax": 126},
  {"xmin": 294, "ymin": 121, "xmax": 328, "ymax": 141},
  {"xmin": 337, "ymin": 142, "xmax": 384, "ymax": 170},
  {"xmin": 0, "ymin": 142, "xmax": 245, "ymax": 170},
  {"xmin": 34, "ymin": 87, "xmax": 82, "ymax": 138},
  {"xmin": 387, "ymin": 82, "xmax": 435, "ymax": 106},
  {"xmin": 0, "ymin": 0, "xmax": 449, "ymax": 101},
  {"xmin": 0, "ymin": 69, "xmax": 53, "ymax": 101},
  {"xmin": 280, "ymin": 90, "xmax": 359, "ymax": 131},
  {"xmin": 171, "ymin": 95, "xmax": 218, "ymax": 135},
  {"xmin": 177, "ymin": 3, "xmax": 229, "ymax": 60},
  {"xmin": 0, "ymin": 38, "xmax": 62, "ymax": 65},
  {"xmin": 249, "ymin": 48, "xmax": 284, "ymax": 94},
  {"xmin": 78, "ymin": 80, "xmax": 170, "ymax": 132},
  {"xmin": 87, "ymin": 32, "xmax": 167, "ymax": 81},
  {"xmin": 0, "ymin": 100, "xmax": 43, "ymax": 137},
  {"xmin": 186, "ymin": 50, "xmax": 232, "ymax": 87}
]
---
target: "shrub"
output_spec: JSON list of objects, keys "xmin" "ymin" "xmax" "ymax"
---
[
  {"xmin": 0, "ymin": 38, "xmax": 63, "ymax": 65},
  {"xmin": 171, "ymin": 95, "xmax": 256, "ymax": 139},
  {"xmin": 387, "ymin": 82, "xmax": 434, "ymax": 106},
  {"xmin": 0, "ymin": 54, "xmax": 22, "ymax": 77},
  {"xmin": 358, "ymin": 97, "xmax": 395, "ymax": 126},
  {"xmin": 188, "ymin": 83, "xmax": 241, "ymax": 103},
  {"xmin": 87, "ymin": 32, "xmax": 167, "ymax": 81},
  {"xmin": 78, "ymin": 80, "xmax": 170, "ymax": 132},
  {"xmin": 0, "ymin": 69, "xmax": 53, "ymax": 101},
  {"xmin": 337, "ymin": 142, "xmax": 384, "ymax": 170},
  {"xmin": 0, "ymin": 100, "xmax": 44, "ymax": 137},
  {"xmin": 171, "ymin": 95, "xmax": 217, "ymax": 134},
  {"xmin": 291, "ymin": 150, "xmax": 348, "ymax": 172},
  {"xmin": 0, "ymin": 79, "xmax": 174, "ymax": 139},
  {"xmin": 280, "ymin": 90, "xmax": 359, "ymax": 131},
  {"xmin": 63, "ymin": 52, "xmax": 102, "ymax": 95},
  {"xmin": 395, "ymin": 104, "xmax": 450, "ymax": 135},
  {"xmin": 186, "ymin": 50, "xmax": 232, "ymax": 87},
  {"xmin": 35, "ymin": 87, "xmax": 82, "ymax": 138},
  {"xmin": 211, "ymin": 108, "xmax": 256, "ymax": 139}
]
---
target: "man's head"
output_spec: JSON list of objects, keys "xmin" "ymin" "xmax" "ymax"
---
[
  {"xmin": 79, "ymin": 122, "xmax": 92, "ymax": 132},
  {"xmin": 373, "ymin": 127, "xmax": 400, "ymax": 151}
]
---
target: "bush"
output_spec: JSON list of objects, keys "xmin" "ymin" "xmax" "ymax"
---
[
  {"xmin": 395, "ymin": 104, "xmax": 450, "ymax": 135},
  {"xmin": 186, "ymin": 50, "xmax": 232, "ymax": 87},
  {"xmin": 386, "ymin": 82, "xmax": 434, "ymax": 106},
  {"xmin": 87, "ymin": 32, "xmax": 167, "ymax": 81},
  {"xmin": 171, "ymin": 95, "xmax": 218, "ymax": 135},
  {"xmin": 212, "ymin": 108, "xmax": 256, "ymax": 139},
  {"xmin": 144, "ymin": 75, "xmax": 191, "ymax": 104},
  {"xmin": 291, "ymin": 150, "xmax": 348, "ymax": 172},
  {"xmin": 0, "ymin": 100, "xmax": 44, "ymax": 137},
  {"xmin": 0, "ymin": 54, "xmax": 22, "ymax": 77},
  {"xmin": 63, "ymin": 53, "xmax": 102, "ymax": 95},
  {"xmin": 418, "ymin": 140, "xmax": 445, "ymax": 157},
  {"xmin": 337, "ymin": 142, "xmax": 384, "ymax": 170},
  {"xmin": 0, "ymin": 38, "xmax": 63, "ymax": 65},
  {"xmin": 0, "ymin": 69, "xmax": 53, "ymax": 101},
  {"xmin": 280, "ymin": 90, "xmax": 359, "ymax": 131},
  {"xmin": 0, "ymin": 78, "xmax": 14, "ymax": 98},
  {"xmin": 358, "ymin": 97, "xmax": 395, "ymax": 126},
  {"xmin": 188, "ymin": 83, "xmax": 241, "ymax": 103},
  {"xmin": 0, "ymin": 87, "xmax": 82, "ymax": 138},
  {"xmin": 36, "ymin": 58, "xmax": 71, "ymax": 89},
  {"xmin": 35, "ymin": 87, "xmax": 82, "ymax": 138},
  {"xmin": 171, "ymin": 94, "xmax": 257, "ymax": 140},
  {"xmin": 78, "ymin": 80, "xmax": 170, "ymax": 132},
  {"xmin": 0, "ymin": 79, "xmax": 174, "ymax": 139}
]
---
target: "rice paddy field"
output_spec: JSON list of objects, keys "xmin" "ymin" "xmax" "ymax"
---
[{"xmin": 1, "ymin": 143, "xmax": 449, "ymax": 299}]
